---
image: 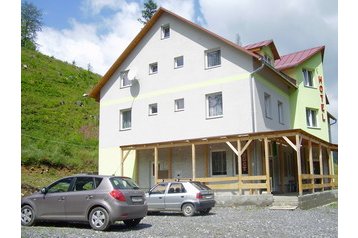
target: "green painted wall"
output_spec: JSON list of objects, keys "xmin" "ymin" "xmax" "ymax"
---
[{"xmin": 283, "ymin": 53, "xmax": 330, "ymax": 141}]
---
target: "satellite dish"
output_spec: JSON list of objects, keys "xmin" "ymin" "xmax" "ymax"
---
[{"xmin": 130, "ymin": 78, "xmax": 140, "ymax": 98}]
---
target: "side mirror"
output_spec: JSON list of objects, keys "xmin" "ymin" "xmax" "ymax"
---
[{"xmin": 40, "ymin": 187, "xmax": 48, "ymax": 194}]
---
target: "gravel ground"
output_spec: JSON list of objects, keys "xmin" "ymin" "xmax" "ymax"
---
[{"xmin": 21, "ymin": 205, "xmax": 337, "ymax": 238}]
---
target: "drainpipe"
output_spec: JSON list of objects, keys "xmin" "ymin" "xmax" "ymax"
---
[{"xmin": 249, "ymin": 58, "xmax": 265, "ymax": 133}]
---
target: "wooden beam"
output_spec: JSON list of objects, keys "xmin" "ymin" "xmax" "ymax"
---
[
  {"xmin": 296, "ymin": 135, "xmax": 303, "ymax": 196},
  {"xmin": 282, "ymin": 136, "xmax": 297, "ymax": 151},
  {"xmin": 226, "ymin": 141, "xmax": 239, "ymax": 156},
  {"xmin": 279, "ymin": 143, "xmax": 285, "ymax": 193},
  {"xmin": 264, "ymin": 137, "xmax": 271, "ymax": 193},
  {"xmin": 122, "ymin": 149, "xmax": 132, "ymax": 162},
  {"xmin": 168, "ymin": 148, "xmax": 172, "ymax": 178},
  {"xmin": 204, "ymin": 145, "xmax": 209, "ymax": 177},
  {"xmin": 308, "ymin": 140, "xmax": 314, "ymax": 193},
  {"xmin": 242, "ymin": 139, "xmax": 253, "ymax": 154},
  {"xmin": 319, "ymin": 144, "xmax": 323, "ymax": 188},
  {"xmin": 237, "ymin": 140, "xmax": 242, "ymax": 195},
  {"xmin": 192, "ymin": 144, "xmax": 196, "ymax": 180},
  {"xmin": 120, "ymin": 147, "xmax": 124, "ymax": 176},
  {"xmin": 154, "ymin": 147, "xmax": 158, "ymax": 183}
]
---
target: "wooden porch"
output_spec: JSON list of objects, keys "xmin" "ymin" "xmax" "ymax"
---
[{"xmin": 120, "ymin": 129, "xmax": 338, "ymax": 196}]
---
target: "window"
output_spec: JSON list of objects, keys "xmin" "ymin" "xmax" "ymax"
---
[
  {"xmin": 263, "ymin": 54, "xmax": 272, "ymax": 65},
  {"xmin": 120, "ymin": 109, "xmax": 132, "ymax": 130},
  {"xmin": 161, "ymin": 24, "xmax": 170, "ymax": 39},
  {"xmin": 303, "ymin": 69, "xmax": 314, "ymax": 87},
  {"xmin": 211, "ymin": 151, "xmax": 227, "ymax": 175},
  {"xmin": 206, "ymin": 92, "xmax": 223, "ymax": 118},
  {"xmin": 74, "ymin": 177, "xmax": 95, "ymax": 191},
  {"xmin": 149, "ymin": 62, "xmax": 158, "ymax": 74},
  {"xmin": 47, "ymin": 178, "xmax": 73, "ymax": 193},
  {"xmin": 150, "ymin": 183, "xmax": 167, "ymax": 194},
  {"xmin": 174, "ymin": 56, "xmax": 184, "ymax": 68},
  {"xmin": 264, "ymin": 93, "xmax": 272, "ymax": 119},
  {"xmin": 306, "ymin": 108, "xmax": 318, "ymax": 128},
  {"xmin": 149, "ymin": 103, "xmax": 158, "ymax": 116},
  {"xmin": 278, "ymin": 101, "xmax": 284, "ymax": 124},
  {"xmin": 168, "ymin": 183, "xmax": 186, "ymax": 193},
  {"xmin": 120, "ymin": 70, "xmax": 131, "ymax": 88},
  {"xmin": 174, "ymin": 98, "xmax": 184, "ymax": 111},
  {"xmin": 206, "ymin": 49, "xmax": 221, "ymax": 68}
]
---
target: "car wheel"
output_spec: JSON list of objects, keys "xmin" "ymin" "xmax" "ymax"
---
[
  {"xmin": 89, "ymin": 207, "xmax": 111, "ymax": 231},
  {"xmin": 21, "ymin": 205, "xmax": 36, "ymax": 226},
  {"xmin": 199, "ymin": 208, "xmax": 211, "ymax": 215},
  {"xmin": 182, "ymin": 203, "xmax": 195, "ymax": 217},
  {"xmin": 123, "ymin": 218, "xmax": 142, "ymax": 227}
]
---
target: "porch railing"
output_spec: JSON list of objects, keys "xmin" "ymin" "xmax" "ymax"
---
[
  {"xmin": 300, "ymin": 174, "xmax": 338, "ymax": 190},
  {"xmin": 157, "ymin": 175, "xmax": 268, "ymax": 193}
]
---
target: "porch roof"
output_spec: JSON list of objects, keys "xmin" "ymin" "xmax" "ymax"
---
[{"xmin": 120, "ymin": 129, "xmax": 338, "ymax": 151}]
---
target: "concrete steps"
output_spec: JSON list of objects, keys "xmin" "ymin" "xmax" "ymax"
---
[{"xmin": 269, "ymin": 195, "xmax": 298, "ymax": 210}]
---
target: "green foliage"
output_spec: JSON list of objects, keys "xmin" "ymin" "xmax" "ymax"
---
[
  {"xmin": 138, "ymin": 0, "xmax": 158, "ymax": 25},
  {"xmin": 21, "ymin": 1, "xmax": 43, "ymax": 49},
  {"xmin": 21, "ymin": 47, "xmax": 101, "ymax": 171}
]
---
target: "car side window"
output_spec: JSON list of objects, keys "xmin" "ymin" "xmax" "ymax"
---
[
  {"xmin": 74, "ymin": 177, "xmax": 95, "ymax": 191},
  {"xmin": 150, "ymin": 183, "xmax": 167, "ymax": 194},
  {"xmin": 168, "ymin": 183, "xmax": 186, "ymax": 194},
  {"xmin": 47, "ymin": 178, "xmax": 73, "ymax": 193}
]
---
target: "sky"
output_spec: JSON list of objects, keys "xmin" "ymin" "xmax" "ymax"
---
[{"xmin": 24, "ymin": 0, "xmax": 339, "ymax": 144}]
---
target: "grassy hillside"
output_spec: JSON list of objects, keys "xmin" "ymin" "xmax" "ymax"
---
[{"xmin": 21, "ymin": 47, "xmax": 100, "ymax": 176}]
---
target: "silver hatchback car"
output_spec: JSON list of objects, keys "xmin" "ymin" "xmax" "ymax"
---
[
  {"xmin": 21, "ymin": 175, "xmax": 147, "ymax": 231},
  {"xmin": 146, "ymin": 181, "xmax": 215, "ymax": 216}
]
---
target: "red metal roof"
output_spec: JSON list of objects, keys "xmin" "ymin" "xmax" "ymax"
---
[
  {"xmin": 275, "ymin": 46, "xmax": 325, "ymax": 70},
  {"xmin": 244, "ymin": 39, "xmax": 280, "ymax": 60}
]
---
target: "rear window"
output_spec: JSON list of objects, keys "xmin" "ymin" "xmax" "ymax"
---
[
  {"xmin": 191, "ymin": 182, "xmax": 211, "ymax": 191},
  {"xmin": 110, "ymin": 177, "xmax": 140, "ymax": 190}
]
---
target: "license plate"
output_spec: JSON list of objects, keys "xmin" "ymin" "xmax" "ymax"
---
[
  {"xmin": 131, "ymin": 197, "xmax": 143, "ymax": 203},
  {"xmin": 205, "ymin": 195, "xmax": 213, "ymax": 199}
]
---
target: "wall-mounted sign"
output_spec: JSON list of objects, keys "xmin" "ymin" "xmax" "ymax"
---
[{"xmin": 318, "ymin": 76, "xmax": 326, "ymax": 122}]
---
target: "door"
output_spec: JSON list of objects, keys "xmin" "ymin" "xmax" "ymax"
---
[
  {"xmin": 164, "ymin": 183, "xmax": 186, "ymax": 210},
  {"xmin": 147, "ymin": 183, "xmax": 167, "ymax": 210},
  {"xmin": 37, "ymin": 177, "xmax": 74, "ymax": 219}
]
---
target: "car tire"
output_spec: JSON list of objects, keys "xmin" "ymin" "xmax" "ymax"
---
[
  {"xmin": 21, "ymin": 205, "xmax": 36, "ymax": 226},
  {"xmin": 89, "ymin": 207, "xmax": 111, "ymax": 231},
  {"xmin": 123, "ymin": 218, "xmax": 142, "ymax": 227},
  {"xmin": 182, "ymin": 203, "xmax": 195, "ymax": 217}
]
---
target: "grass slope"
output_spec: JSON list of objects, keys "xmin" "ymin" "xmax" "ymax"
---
[{"xmin": 21, "ymin": 47, "xmax": 100, "ymax": 174}]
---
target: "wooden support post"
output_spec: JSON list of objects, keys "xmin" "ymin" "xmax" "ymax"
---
[
  {"xmin": 328, "ymin": 148, "xmax": 334, "ymax": 189},
  {"xmin": 237, "ymin": 140, "xmax": 242, "ymax": 194},
  {"xmin": 308, "ymin": 140, "xmax": 314, "ymax": 193},
  {"xmin": 168, "ymin": 148, "xmax": 172, "ymax": 178},
  {"xmin": 264, "ymin": 138, "xmax": 271, "ymax": 194},
  {"xmin": 192, "ymin": 144, "xmax": 196, "ymax": 180},
  {"xmin": 154, "ymin": 147, "xmax": 158, "ymax": 183},
  {"xmin": 296, "ymin": 135, "xmax": 303, "ymax": 196},
  {"xmin": 279, "ymin": 143, "xmax": 285, "ymax": 193},
  {"xmin": 319, "ymin": 144, "xmax": 323, "ymax": 189},
  {"xmin": 204, "ymin": 145, "xmax": 209, "ymax": 177},
  {"xmin": 120, "ymin": 148, "xmax": 124, "ymax": 176}
]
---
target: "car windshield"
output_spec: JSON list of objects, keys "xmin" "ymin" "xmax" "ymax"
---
[
  {"xmin": 191, "ymin": 182, "xmax": 211, "ymax": 191},
  {"xmin": 110, "ymin": 177, "xmax": 140, "ymax": 189}
]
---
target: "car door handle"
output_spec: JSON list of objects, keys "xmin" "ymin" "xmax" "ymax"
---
[
  {"xmin": 158, "ymin": 197, "xmax": 163, "ymax": 199},
  {"xmin": 181, "ymin": 196, "xmax": 184, "ymax": 198},
  {"xmin": 86, "ymin": 195, "xmax": 93, "ymax": 200}
]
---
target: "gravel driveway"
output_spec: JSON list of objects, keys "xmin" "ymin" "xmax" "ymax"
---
[{"xmin": 21, "ymin": 205, "xmax": 337, "ymax": 238}]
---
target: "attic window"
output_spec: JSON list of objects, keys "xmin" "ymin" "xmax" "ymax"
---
[
  {"xmin": 149, "ymin": 62, "xmax": 158, "ymax": 74},
  {"xmin": 205, "ymin": 49, "xmax": 221, "ymax": 68},
  {"xmin": 120, "ymin": 70, "xmax": 131, "ymax": 88},
  {"xmin": 161, "ymin": 24, "xmax": 170, "ymax": 39},
  {"xmin": 263, "ymin": 54, "xmax": 272, "ymax": 65}
]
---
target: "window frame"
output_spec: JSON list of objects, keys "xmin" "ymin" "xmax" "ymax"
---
[
  {"xmin": 149, "ymin": 62, "xmax": 158, "ymax": 75},
  {"xmin": 278, "ymin": 101, "xmax": 284, "ymax": 125},
  {"xmin": 120, "ymin": 70, "xmax": 131, "ymax": 88},
  {"xmin": 205, "ymin": 48, "xmax": 221, "ymax": 69},
  {"xmin": 264, "ymin": 93, "xmax": 272, "ymax": 119},
  {"xmin": 211, "ymin": 150, "xmax": 227, "ymax": 176},
  {"xmin": 206, "ymin": 92, "xmax": 223, "ymax": 119},
  {"xmin": 174, "ymin": 98, "xmax": 184, "ymax": 112},
  {"xmin": 306, "ymin": 107, "xmax": 319, "ymax": 128},
  {"xmin": 161, "ymin": 24, "xmax": 170, "ymax": 39},
  {"xmin": 149, "ymin": 103, "xmax": 158, "ymax": 116},
  {"xmin": 174, "ymin": 56, "xmax": 184, "ymax": 69},
  {"xmin": 120, "ymin": 108, "xmax": 132, "ymax": 130},
  {"xmin": 302, "ymin": 69, "xmax": 315, "ymax": 88}
]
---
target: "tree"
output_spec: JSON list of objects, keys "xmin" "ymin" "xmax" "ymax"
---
[
  {"xmin": 21, "ymin": 1, "xmax": 43, "ymax": 49},
  {"xmin": 138, "ymin": 0, "xmax": 158, "ymax": 25}
]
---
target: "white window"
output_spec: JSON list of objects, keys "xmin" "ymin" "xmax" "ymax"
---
[
  {"xmin": 211, "ymin": 151, "xmax": 227, "ymax": 175},
  {"xmin": 264, "ymin": 93, "xmax": 272, "ymax": 119},
  {"xmin": 120, "ymin": 70, "xmax": 131, "ymax": 88},
  {"xmin": 303, "ymin": 69, "xmax": 314, "ymax": 87},
  {"xmin": 174, "ymin": 98, "xmax": 184, "ymax": 111},
  {"xmin": 174, "ymin": 56, "xmax": 184, "ymax": 68},
  {"xmin": 149, "ymin": 62, "xmax": 158, "ymax": 74},
  {"xmin": 120, "ymin": 109, "xmax": 131, "ymax": 130},
  {"xmin": 205, "ymin": 49, "xmax": 221, "ymax": 68},
  {"xmin": 306, "ymin": 108, "xmax": 318, "ymax": 128},
  {"xmin": 263, "ymin": 54, "xmax": 272, "ymax": 65},
  {"xmin": 161, "ymin": 24, "xmax": 170, "ymax": 39},
  {"xmin": 206, "ymin": 92, "xmax": 223, "ymax": 118},
  {"xmin": 278, "ymin": 101, "xmax": 284, "ymax": 124},
  {"xmin": 149, "ymin": 103, "xmax": 158, "ymax": 116}
]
